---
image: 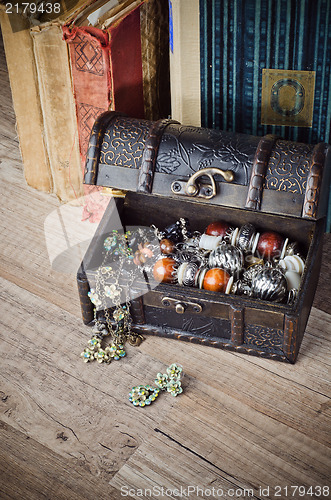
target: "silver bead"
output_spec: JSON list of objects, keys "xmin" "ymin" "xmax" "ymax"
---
[
  {"xmin": 241, "ymin": 264, "xmax": 264, "ymax": 286},
  {"xmin": 181, "ymin": 233, "xmax": 201, "ymax": 250},
  {"xmin": 223, "ymin": 226, "xmax": 235, "ymax": 243},
  {"xmin": 208, "ymin": 243, "xmax": 244, "ymax": 276},
  {"xmin": 182, "ymin": 262, "xmax": 199, "ymax": 287},
  {"xmin": 194, "ymin": 267, "xmax": 208, "ymax": 289},
  {"xmin": 237, "ymin": 224, "xmax": 256, "ymax": 254},
  {"xmin": 231, "ymin": 279, "xmax": 251, "ymax": 296},
  {"xmin": 287, "ymin": 288, "xmax": 298, "ymax": 305},
  {"xmin": 251, "ymin": 268, "xmax": 287, "ymax": 303},
  {"xmin": 174, "ymin": 248, "xmax": 204, "ymax": 266}
]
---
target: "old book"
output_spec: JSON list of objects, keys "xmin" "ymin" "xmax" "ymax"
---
[
  {"xmin": 31, "ymin": 24, "xmax": 84, "ymax": 202},
  {"xmin": 63, "ymin": 4, "xmax": 146, "ymax": 220},
  {"xmin": 2, "ymin": 0, "xmax": 170, "ymax": 217},
  {"xmin": 1, "ymin": 1, "xmax": 144, "ymax": 207},
  {"xmin": 0, "ymin": 1, "xmax": 132, "ymax": 204},
  {"xmin": 0, "ymin": 1, "xmax": 108, "ymax": 202},
  {"xmin": 63, "ymin": 0, "xmax": 171, "ymax": 220},
  {"xmin": 0, "ymin": 11, "xmax": 52, "ymax": 193}
]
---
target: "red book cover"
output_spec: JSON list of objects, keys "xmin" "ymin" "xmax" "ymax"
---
[{"xmin": 63, "ymin": 6, "xmax": 144, "ymax": 222}]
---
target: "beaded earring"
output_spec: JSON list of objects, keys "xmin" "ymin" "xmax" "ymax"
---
[{"xmin": 129, "ymin": 363, "xmax": 183, "ymax": 407}]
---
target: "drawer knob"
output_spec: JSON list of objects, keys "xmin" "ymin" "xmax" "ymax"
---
[{"xmin": 175, "ymin": 303, "xmax": 186, "ymax": 314}]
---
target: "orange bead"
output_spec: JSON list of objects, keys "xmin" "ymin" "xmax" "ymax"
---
[
  {"xmin": 205, "ymin": 221, "xmax": 230, "ymax": 238},
  {"xmin": 203, "ymin": 268, "xmax": 230, "ymax": 292},
  {"xmin": 153, "ymin": 258, "xmax": 177, "ymax": 283},
  {"xmin": 160, "ymin": 238, "xmax": 175, "ymax": 255},
  {"xmin": 257, "ymin": 231, "xmax": 284, "ymax": 260}
]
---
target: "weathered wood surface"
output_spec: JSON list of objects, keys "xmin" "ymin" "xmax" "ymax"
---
[{"xmin": 1, "ymin": 31, "xmax": 331, "ymax": 500}]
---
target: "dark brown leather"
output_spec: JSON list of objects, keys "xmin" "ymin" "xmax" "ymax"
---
[
  {"xmin": 130, "ymin": 296, "xmax": 145, "ymax": 325},
  {"xmin": 156, "ymin": 123, "xmax": 259, "ymax": 186},
  {"xmin": 137, "ymin": 118, "xmax": 179, "ymax": 193},
  {"xmin": 245, "ymin": 134, "xmax": 278, "ymax": 210},
  {"xmin": 283, "ymin": 315, "xmax": 299, "ymax": 362},
  {"xmin": 303, "ymin": 142, "xmax": 328, "ymax": 218}
]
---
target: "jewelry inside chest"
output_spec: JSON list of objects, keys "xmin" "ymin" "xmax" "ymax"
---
[{"xmin": 78, "ymin": 191, "xmax": 323, "ymax": 364}]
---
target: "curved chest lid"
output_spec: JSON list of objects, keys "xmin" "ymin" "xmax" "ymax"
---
[{"xmin": 84, "ymin": 112, "xmax": 330, "ymax": 220}]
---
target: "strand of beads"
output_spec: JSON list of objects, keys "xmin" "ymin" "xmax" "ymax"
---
[{"xmin": 81, "ymin": 229, "xmax": 143, "ymax": 364}]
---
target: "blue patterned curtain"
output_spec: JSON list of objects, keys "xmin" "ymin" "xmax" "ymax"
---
[{"xmin": 200, "ymin": 0, "xmax": 331, "ymax": 145}]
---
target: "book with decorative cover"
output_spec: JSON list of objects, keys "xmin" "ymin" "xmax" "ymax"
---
[
  {"xmin": 63, "ymin": 4, "xmax": 146, "ymax": 220},
  {"xmin": 63, "ymin": 0, "xmax": 170, "ymax": 220}
]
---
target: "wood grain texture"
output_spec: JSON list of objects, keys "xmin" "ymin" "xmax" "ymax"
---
[
  {"xmin": 0, "ymin": 28, "xmax": 330, "ymax": 500},
  {"xmin": 0, "ymin": 421, "xmax": 124, "ymax": 500}
]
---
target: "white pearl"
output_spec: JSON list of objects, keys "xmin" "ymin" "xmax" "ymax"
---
[
  {"xmin": 231, "ymin": 227, "xmax": 239, "ymax": 246},
  {"xmin": 251, "ymin": 232, "xmax": 260, "ymax": 255}
]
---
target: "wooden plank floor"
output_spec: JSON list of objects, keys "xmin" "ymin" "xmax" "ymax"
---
[{"xmin": 1, "ymin": 31, "xmax": 330, "ymax": 500}]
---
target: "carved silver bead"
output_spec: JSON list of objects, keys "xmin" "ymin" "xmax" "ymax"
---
[
  {"xmin": 237, "ymin": 223, "xmax": 256, "ymax": 253},
  {"xmin": 231, "ymin": 279, "xmax": 251, "ymax": 296},
  {"xmin": 287, "ymin": 288, "xmax": 298, "ymax": 305},
  {"xmin": 194, "ymin": 267, "xmax": 208, "ymax": 289},
  {"xmin": 173, "ymin": 247, "xmax": 208, "ymax": 267},
  {"xmin": 208, "ymin": 243, "xmax": 244, "ymax": 276},
  {"xmin": 251, "ymin": 268, "xmax": 287, "ymax": 303},
  {"xmin": 181, "ymin": 233, "xmax": 201, "ymax": 250},
  {"xmin": 182, "ymin": 262, "xmax": 199, "ymax": 287},
  {"xmin": 241, "ymin": 264, "xmax": 264, "ymax": 286}
]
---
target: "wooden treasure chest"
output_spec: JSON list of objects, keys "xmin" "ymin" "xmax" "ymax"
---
[{"xmin": 77, "ymin": 111, "xmax": 330, "ymax": 363}]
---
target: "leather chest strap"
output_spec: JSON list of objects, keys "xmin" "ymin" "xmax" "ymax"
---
[
  {"xmin": 84, "ymin": 111, "xmax": 125, "ymax": 185},
  {"xmin": 245, "ymin": 134, "xmax": 278, "ymax": 211},
  {"xmin": 302, "ymin": 142, "xmax": 328, "ymax": 219},
  {"xmin": 137, "ymin": 119, "xmax": 179, "ymax": 194}
]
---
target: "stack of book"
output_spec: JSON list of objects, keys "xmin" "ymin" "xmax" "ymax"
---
[{"xmin": 0, "ymin": 0, "xmax": 170, "ymax": 220}]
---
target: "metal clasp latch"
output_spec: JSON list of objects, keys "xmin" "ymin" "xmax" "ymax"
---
[
  {"xmin": 161, "ymin": 296, "xmax": 203, "ymax": 314},
  {"xmin": 171, "ymin": 167, "xmax": 234, "ymax": 200}
]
